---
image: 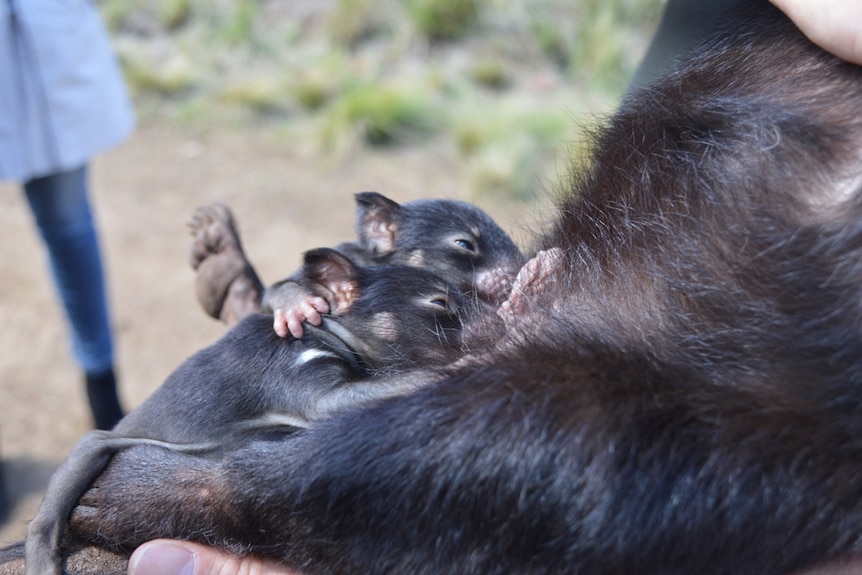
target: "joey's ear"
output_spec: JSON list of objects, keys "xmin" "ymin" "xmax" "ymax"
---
[
  {"xmin": 301, "ymin": 248, "xmax": 361, "ymax": 315},
  {"xmin": 354, "ymin": 192, "xmax": 401, "ymax": 256}
]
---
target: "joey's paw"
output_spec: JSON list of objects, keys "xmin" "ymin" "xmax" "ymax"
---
[
  {"xmin": 498, "ymin": 248, "xmax": 565, "ymax": 322},
  {"xmin": 475, "ymin": 268, "xmax": 518, "ymax": 306},
  {"xmin": 273, "ymin": 296, "xmax": 329, "ymax": 339}
]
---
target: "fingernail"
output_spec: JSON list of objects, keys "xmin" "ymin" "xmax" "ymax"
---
[{"xmin": 130, "ymin": 542, "xmax": 196, "ymax": 575}]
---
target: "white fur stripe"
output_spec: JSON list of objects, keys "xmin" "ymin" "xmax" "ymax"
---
[{"xmin": 291, "ymin": 348, "xmax": 339, "ymax": 369}]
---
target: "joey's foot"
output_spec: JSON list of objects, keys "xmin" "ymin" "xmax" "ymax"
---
[{"xmin": 188, "ymin": 204, "xmax": 265, "ymax": 326}]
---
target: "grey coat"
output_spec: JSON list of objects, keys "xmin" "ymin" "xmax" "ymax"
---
[{"xmin": 0, "ymin": 0, "xmax": 135, "ymax": 182}]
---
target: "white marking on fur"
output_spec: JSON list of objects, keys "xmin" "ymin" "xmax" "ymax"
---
[
  {"xmin": 828, "ymin": 171, "xmax": 862, "ymax": 207},
  {"xmin": 369, "ymin": 312, "xmax": 400, "ymax": 342},
  {"xmin": 243, "ymin": 412, "xmax": 311, "ymax": 429},
  {"xmin": 407, "ymin": 249, "xmax": 426, "ymax": 266},
  {"xmin": 291, "ymin": 348, "xmax": 339, "ymax": 368}
]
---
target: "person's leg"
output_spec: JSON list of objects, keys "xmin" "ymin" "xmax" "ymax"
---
[{"xmin": 23, "ymin": 165, "xmax": 123, "ymax": 430}]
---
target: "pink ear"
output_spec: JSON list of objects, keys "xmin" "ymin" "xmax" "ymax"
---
[
  {"xmin": 354, "ymin": 192, "xmax": 400, "ymax": 256},
  {"xmin": 302, "ymin": 248, "xmax": 360, "ymax": 315}
]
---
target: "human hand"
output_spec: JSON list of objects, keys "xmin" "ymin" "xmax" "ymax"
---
[
  {"xmin": 770, "ymin": 0, "xmax": 862, "ymax": 64},
  {"xmin": 128, "ymin": 540, "xmax": 302, "ymax": 575},
  {"xmin": 126, "ymin": 539, "xmax": 862, "ymax": 575}
]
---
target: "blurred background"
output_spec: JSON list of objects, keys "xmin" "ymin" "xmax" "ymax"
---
[{"xmin": 0, "ymin": 0, "xmax": 662, "ymax": 542}]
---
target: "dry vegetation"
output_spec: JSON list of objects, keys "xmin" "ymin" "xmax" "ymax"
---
[{"xmin": 102, "ymin": 0, "xmax": 662, "ymax": 198}]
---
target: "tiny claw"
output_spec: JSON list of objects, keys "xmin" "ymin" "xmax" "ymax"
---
[{"xmin": 273, "ymin": 309, "xmax": 295, "ymax": 339}]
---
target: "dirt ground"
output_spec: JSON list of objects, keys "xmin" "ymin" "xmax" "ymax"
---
[{"xmin": 0, "ymin": 119, "xmax": 549, "ymax": 545}]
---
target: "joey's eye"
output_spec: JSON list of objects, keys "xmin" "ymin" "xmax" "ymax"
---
[
  {"xmin": 427, "ymin": 293, "xmax": 459, "ymax": 315},
  {"xmin": 453, "ymin": 238, "xmax": 476, "ymax": 252}
]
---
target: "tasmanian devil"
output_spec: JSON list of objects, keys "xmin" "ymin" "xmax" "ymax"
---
[
  {"xmin": 11, "ymin": 3, "xmax": 862, "ymax": 575},
  {"xmin": 22, "ymin": 247, "xmax": 470, "ymax": 575},
  {"xmin": 188, "ymin": 192, "xmax": 524, "ymax": 338}
]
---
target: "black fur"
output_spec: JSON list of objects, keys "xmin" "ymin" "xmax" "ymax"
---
[
  {"xmin": 120, "ymin": 252, "xmax": 467, "ymax": 440},
  {"xmin": 21, "ymin": 5, "xmax": 862, "ymax": 575},
  {"xmin": 350, "ymin": 192, "xmax": 524, "ymax": 304},
  {"xmin": 23, "ymin": 249, "xmax": 468, "ymax": 575},
  {"xmin": 263, "ymin": 192, "xmax": 525, "ymax": 313}
]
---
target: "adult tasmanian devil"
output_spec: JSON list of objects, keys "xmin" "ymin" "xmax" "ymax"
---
[{"xmin": 5, "ymin": 3, "xmax": 862, "ymax": 574}]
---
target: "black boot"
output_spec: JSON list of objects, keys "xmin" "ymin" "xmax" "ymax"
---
[{"xmin": 85, "ymin": 369, "xmax": 124, "ymax": 430}]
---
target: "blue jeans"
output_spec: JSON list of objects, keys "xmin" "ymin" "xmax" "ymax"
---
[{"xmin": 23, "ymin": 165, "xmax": 114, "ymax": 377}]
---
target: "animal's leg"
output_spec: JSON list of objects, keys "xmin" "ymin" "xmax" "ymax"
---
[
  {"xmin": 188, "ymin": 204, "xmax": 264, "ymax": 326},
  {"xmin": 67, "ymin": 446, "xmax": 233, "ymax": 552}
]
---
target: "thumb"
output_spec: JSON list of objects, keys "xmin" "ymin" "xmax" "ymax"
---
[{"xmin": 129, "ymin": 539, "xmax": 300, "ymax": 575}]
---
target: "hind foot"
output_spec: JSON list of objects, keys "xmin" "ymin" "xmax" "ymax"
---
[{"xmin": 188, "ymin": 204, "xmax": 264, "ymax": 326}]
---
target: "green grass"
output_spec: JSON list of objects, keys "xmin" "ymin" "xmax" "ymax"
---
[
  {"xmin": 323, "ymin": 82, "xmax": 441, "ymax": 147},
  {"xmin": 454, "ymin": 102, "xmax": 567, "ymax": 157},
  {"xmin": 99, "ymin": 0, "xmax": 135, "ymax": 32},
  {"xmin": 294, "ymin": 77, "xmax": 331, "ymax": 112},
  {"xmin": 220, "ymin": 78, "xmax": 287, "ymax": 115},
  {"xmin": 406, "ymin": 0, "xmax": 484, "ymax": 42},
  {"xmin": 521, "ymin": 0, "xmax": 663, "ymax": 93},
  {"xmin": 220, "ymin": 0, "xmax": 258, "ymax": 46},
  {"xmin": 121, "ymin": 53, "xmax": 196, "ymax": 96},
  {"xmin": 572, "ymin": 0, "xmax": 662, "ymax": 92},
  {"xmin": 290, "ymin": 53, "xmax": 354, "ymax": 113},
  {"xmin": 453, "ymin": 101, "xmax": 573, "ymax": 199},
  {"xmin": 159, "ymin": 0, "xmax": 191, "ymax": 30},
  {"xmin": 469, "ymin": 59, "xmax": 510, "ymax": 91},
  {"xmin": 99, "ymin": 0, "xmax": 663, "ymax": 199},
  {"xmin": 532, "ymin": 20, "xmax": 570, "ymax": 70},
  {"xmin": 328, "ymin": 0, "xmax": 385, "ymax": 46}
]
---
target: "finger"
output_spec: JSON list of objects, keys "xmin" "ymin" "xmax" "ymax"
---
[
  {"xmin": 770, "ymin": 0, "xmax": 862, "ymax": 65},
  {"xmin": 129, "ymin": 539, "xmax": 301, "ymax": 575}
]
